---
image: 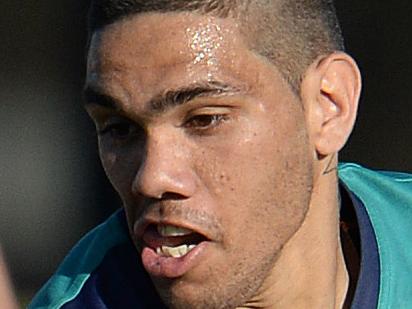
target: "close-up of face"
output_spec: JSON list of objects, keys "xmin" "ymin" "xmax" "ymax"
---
[{"xmin": 85, "ymin": 12, "xmax": 316, "ymax": 309}]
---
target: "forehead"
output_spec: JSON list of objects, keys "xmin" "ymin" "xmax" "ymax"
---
[
  {"xmin": 92, "ymin": 13, "xmax": 241, "ymax": 60},
  {"xmin": 86, "ymin": 12, "xmax": 292, "ymax": 109},
  {"xmin": 88, "ymin": 14, "xmax": 244, "ymax": 78}
]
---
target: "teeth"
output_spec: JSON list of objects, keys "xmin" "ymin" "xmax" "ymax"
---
[
  {"xmin": 156, "ymin": 244, "xmax": 197, "ymax": 258},
  {"xmin": 157, "ymin": 224, "xmax": 194, "ymax": 237}
]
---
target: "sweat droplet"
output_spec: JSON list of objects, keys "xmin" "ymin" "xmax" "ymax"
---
[{"xmin": 187, "ymin": 20, "xmax": 223, "ymax": 70}]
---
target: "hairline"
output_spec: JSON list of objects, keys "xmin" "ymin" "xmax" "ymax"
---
[{"xmin": 87, "ymin": 1, "xmax": 343, "ymax": 95}]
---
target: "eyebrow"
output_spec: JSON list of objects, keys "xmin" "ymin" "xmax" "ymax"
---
[{"xmin": 83, "ymin": 80, "xmax": 242, "ymax": 114}]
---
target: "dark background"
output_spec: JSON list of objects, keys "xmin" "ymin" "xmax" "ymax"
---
[{"xmin": 0, "ymin": 0, "xmax": 411, "ymax": 304}]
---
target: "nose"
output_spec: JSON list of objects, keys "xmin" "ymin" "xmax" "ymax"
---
[{"xmin": 132, "ymin": 132, "xmax": 196, "ymax": 200}]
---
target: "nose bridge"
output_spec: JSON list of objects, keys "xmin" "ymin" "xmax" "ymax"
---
[{"xmin": 132, "ymin": 128, "xmax": 195, "ymax": 199}]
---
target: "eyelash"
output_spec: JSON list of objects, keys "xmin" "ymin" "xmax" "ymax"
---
[
  {"xmin": 96, "ymin": 112, "xmax": 230, "ymax": 140},
  {"xmin": 183, "ymin": 113, "xmax": 229, "ymax": 132},
  {"xmin": 97, "ymin": 121, "xmax": 136, "ymax": 140}
]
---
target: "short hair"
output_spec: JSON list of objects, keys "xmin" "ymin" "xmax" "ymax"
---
[{"xmin": 88, "ymin": 0, "xmax": 344, "ymax": 93}]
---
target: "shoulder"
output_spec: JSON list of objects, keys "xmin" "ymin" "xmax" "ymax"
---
[
  {"xmin": 338, "ymin": 162, "xmax": 412, "ymax": 240},
  {"xmin": 339, "ymin": 162, "xmax": 412, "ymax": 185},
  {"xmin": 339, "ymin": 162, "xmax": 412, "ymax": 206},
  {"xmin": 339, "ymin": 162, "xmax": 412, "ymax": 307},
  {"xmin": 338, "ymin": 162, "xmax": 412, "ymax": 217},
  {"xmin": 29, "ymin": 210, "xmax": 130, "ymax": 309}
]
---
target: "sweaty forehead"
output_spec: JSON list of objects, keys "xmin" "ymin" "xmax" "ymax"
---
[
  {"xmin": 85, "ymin": 12, "xmax": 293, "ymax": 111},
  {"xmin": 87, "ymin": 13, "xmax": 247, "ymax": 75}
]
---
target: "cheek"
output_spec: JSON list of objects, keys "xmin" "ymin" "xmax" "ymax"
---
[
  {"xmin": 98, "ymin": 142, "xmax": 140, "ymax": 197},
  {"xmin": 100, "ymin": 151, "xmax": 117, "ymax": 169},
  {"xmin": 193, "ymin": 116, "xmax": 312, "ymax": 243}
]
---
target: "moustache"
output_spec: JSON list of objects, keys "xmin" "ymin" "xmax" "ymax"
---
[{"xmin": 131, "ymin": 200, "xmax": 224, "ymax": 243}]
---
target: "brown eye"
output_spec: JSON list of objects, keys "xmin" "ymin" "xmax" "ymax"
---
[{"xmin": 184, "ymin": 114, "xmax": 226, "ymax": 130}]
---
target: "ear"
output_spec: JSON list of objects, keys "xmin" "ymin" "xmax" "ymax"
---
[{"xmin": 300, "ymin": 52, "xmax": 362, "ymax": 157}]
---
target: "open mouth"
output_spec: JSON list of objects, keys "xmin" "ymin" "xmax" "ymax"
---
[
  {"xmin": 137, "ymin": 220, "xmax": 213, "ymax": 278},
  {"xmin": 143, "ymin": 224, "xmax": 209, "ymax": 259}
]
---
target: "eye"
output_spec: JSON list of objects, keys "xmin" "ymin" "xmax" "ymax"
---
[
  {"xmin": 184, "ymin": 114, "xmax": 228, "ymax": 130},
  {"xmin": 98, "ymin": 121, "xmax": 137, "ymax": 140}
]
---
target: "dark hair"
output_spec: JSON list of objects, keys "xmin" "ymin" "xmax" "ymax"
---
[{"xmin": 88, "ymin": 0, "xmax": 344, "ymax": 92}]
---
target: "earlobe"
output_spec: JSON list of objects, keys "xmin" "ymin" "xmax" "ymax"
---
[{"xmin": 303, "ymin": 52, "xmax": 362, "ymax": 156}]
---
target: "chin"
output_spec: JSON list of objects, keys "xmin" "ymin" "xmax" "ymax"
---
[{"xmin": 153, "ymin": 276, "xmax": 241, "ymax": 309}]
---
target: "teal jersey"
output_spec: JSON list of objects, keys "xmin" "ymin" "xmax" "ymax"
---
[{"xmin": 339, "ymin": 163, "xmax": 412, "ymax": 308}]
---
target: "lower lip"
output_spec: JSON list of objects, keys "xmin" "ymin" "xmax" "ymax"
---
[{"xmin": 141, "ymin": 242, "xmax": 208, "ymax": 278}]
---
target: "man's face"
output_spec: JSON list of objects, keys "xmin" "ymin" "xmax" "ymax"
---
[{"xmin": 86, "ymin": 12, "xmax": 314, "ymax": 309}]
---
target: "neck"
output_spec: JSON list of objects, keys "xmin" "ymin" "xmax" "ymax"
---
[{"xmin": 241, "ymin": 157, "xmax": 349, "ymax": 308}]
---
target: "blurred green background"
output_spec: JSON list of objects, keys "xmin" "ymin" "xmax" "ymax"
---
[{"xmin": 1, "ymin": 1, "xmax": 411, "ymax": 306}]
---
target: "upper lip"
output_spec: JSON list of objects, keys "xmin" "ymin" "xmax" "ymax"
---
[{"xmin": 134, "ymin": 216, "xmax": 213, "ymax": 244}]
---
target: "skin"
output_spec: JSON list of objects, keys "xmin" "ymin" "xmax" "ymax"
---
[{"xmin": 85, "ymin": 12, "xmax": 361, "ymax": 309}]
